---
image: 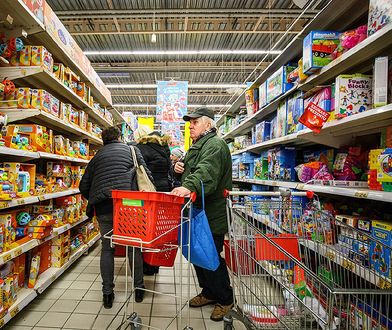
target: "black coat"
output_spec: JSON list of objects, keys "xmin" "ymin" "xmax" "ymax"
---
[
  {"xmin": 79, "ymin": 140, "xmax": 152, "ymax": 217},
  {"xmin": 136, "ymin": 134, "xmax": 172, "ymax": 192}
]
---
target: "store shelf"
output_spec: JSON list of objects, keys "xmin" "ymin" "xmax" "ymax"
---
[
  {"xmin": 230, "ymin": 103, "xmax": 392, "ymax": 154},
  {"xmin": 0, "ymin": 66, "xmax": 112, "ymax": 128},
  {"xmin": 0, "ymin": 0, "xmax": 112, "ymax": 107},
  {"xmin": 39, "ymin": 152, "xmax": 89, "ymax": 164},
  {"xmin": 233, "ymin": 178, "xmax": 392, "ymax": 203},
  {"xmin": 216, "ymin": 0, "xmax": 368, "ymax": 127},
  {"xmin": 35, "ymin": 233, "xmax": 100, "ymax": 294},
  {"xmin": 0, "ymin": 288, "xmax": 37, "ymax": 327},
  {"xmin": 0, "ymin": 188, "xmax": 80, "ymax": 210},
  {"xmin": 299, "ymin": 23, "xmax": 392, "ymax": 90},
  {"xmin": 0, "ymin": 216, "xmax": 89, "ymax": 266},
  {"xmin": 0, "ymin": 108, "xmax": 103, "ymax": 145}
]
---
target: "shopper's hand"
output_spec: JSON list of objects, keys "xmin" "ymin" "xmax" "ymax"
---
[
  {"xmin": 171, "ymin": 186, "xmax": 191, "ymax": 197},
  {"xmin": 174, "ymin": 161, "xmax": 185, "ymax": 174}
]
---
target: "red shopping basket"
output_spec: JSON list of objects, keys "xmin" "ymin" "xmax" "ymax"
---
[
  {"xmin": 224, "ymin": 240, "xmax": 256, "ymax": 275},
  {"xmin": 255, "ymin": 234, "xmax": 300, "ymax": 261},
  {"xmin": 112, "ymin": 191, "xmax": 184, "ymax": 248},
  {"xmin": 143, "ymin": 246, "xmax": 178, "ymax": 267}
]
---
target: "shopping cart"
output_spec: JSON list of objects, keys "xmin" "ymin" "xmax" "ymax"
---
[
  {"xmin": 104, "ymin": 190, "xmax": 195, "ymax": 330},
  {"xmin": 223, "ymin": 189, "xmax": 392, "ymax": 330}
]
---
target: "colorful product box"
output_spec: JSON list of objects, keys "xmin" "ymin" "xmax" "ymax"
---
[
  {"xmin": 270, "ymin": 115, "xmax": 278, "ymax": 140},
  {"xmin": 53, "ymin": 63, "xmax": 65, "ymax": 82},
  {"xmin": 69, "ymin": 108, "xmax": 79, "ymax": 126},
  {"xmin": 10, "ymin": 46, "xmax": 32, "ymax": 66},
  {"xmin": 303, "ymin": 148, "xmax": 335, "ymax": 171},
  {"xmin": 373, "ymin": 56, "xmax": 389, "ymax": 108},
  {"xmin": 245, "ymin": 89, "xmax": 255, "ymax": 116},
  {"xmin": 254, "ymin": 157, "xmax": 268, "ymax": 180},
  {"xmin": 370, "ymin": 220, "xmax": 392, "ymax": 278},
  {"xmin": 78, "ymin": 111, "xmax": 88, "ymax": 130},
  {"xmin": 2, "ymin": 162, "xmax": 36, "ymax": 197},
  {"xmin": 286, "ymin": 91, "xmax": 304, "ymax": 134},
  {"xmin": 253, "ymin": 121, "xmax": 270, "ymax": 144},
  {"xmin": 258, "ymin": 81, "xmax": 267, "ymax": 109},
  {"xmin": 377, "ymin": 148, "xmax": 392, "ymax": 191},
  {"xmin": 31, "ymin": 46, "xmax": 53, "ymax": 72},
  {"xmin": 335, "ymin": 74, "xmax": 373, "ymax": 119},
  {"xmin": 30, "ymin": 89, "xmax": 51, "ymax": 113},
  {"xmin": 59, "ymin": 103, "xmax": 72, "ymax": 122},
  {"xmin": 2, "ymin": 88, "xmax": 31, "ymax": 109},
  {"xmin": 266, "ymin": 66, "xmax": 295, "ymax": 103},
  {"xmin": 268, "ymin": 147, "xmax": 296, "ymax": 181},
  {"xmin": 367, "ymin": 0, "xmax": 392, "ymax": 36},
  {"xmin": 302, "ymin": 31, "xmax": 340, "ymax": 75},
  {"xmin": 276, "ymin": 100, "xmax": 287, "ymax": 138}
]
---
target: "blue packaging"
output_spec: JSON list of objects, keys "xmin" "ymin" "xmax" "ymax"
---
[
  {"xmin": 267, "ymin": 147, "xmax": 297, "ymax": 181},
  {"xmin": 266, "ymin": 66, "xmax": 296, "ymax": 103},
  {"xmin": 254, "ymin": 121, "xmax": 271, "ymax": 144},
  {"xmin": 276, "ymin": 100, "xmax": 287, "ymax": 138},
  {"xmin": 259, "ymin": 81, "xmax": 267, "ymax": 109},
  {"xmin": 286, "ymin": 91, "xmax": 304, "ymax": 134},
  {"xmin": 370, "ymin": 220, "xmax": 392, "ymax": 278},
  {"xmin": 270, "ymin": 115, "xmax": 278, "ymax": 140}
]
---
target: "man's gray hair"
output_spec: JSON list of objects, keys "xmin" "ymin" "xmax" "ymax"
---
[{"xmin": 200, "ymin": 115, "xmax": 216, "ymax": 129}]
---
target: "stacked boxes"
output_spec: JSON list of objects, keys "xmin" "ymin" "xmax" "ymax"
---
[{"xmin": 51, "ymin": 231, "xmax": 71, "ymax": 267}]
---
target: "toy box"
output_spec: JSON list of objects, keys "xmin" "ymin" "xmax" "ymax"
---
[
  {"xmin": 253, "ymin": 121, "xmax": 270, "ymax": 144},
  {"xmin": 270, "ymin": 115, "xmax": 278, "ymax": 140},
  {"xmin": 373, "ymin": 57, "xmax": 389, "ymax": 108},
  {"xmin": 377, "ymin": 148, "xmax": 392, "ymax": 191},
  {"xmin": 266, "ymin": 66, "xmax": 295, "ymax": 103},
  {"xmin": 31, "ymin": 46, "xmax": 53, "ymax": 72},
  {"xmin": 54, "ymin": 135, "xmax": 67, "ymax": 156},
  {"xmin": 69, "ymin": 108, "xmax": 79, "ymax": 126},
  {"xmin": 51, "ymin": 95, "xmax": 60, "ymax": 117},
  {"xmin": 335, "ymin": 74, "xmax": 373, "ymax": 119},
  {"xmin": 254, "ymin": 156, "xmax": 268, "ymax": 180},
  {"xmin": 302, "ymin": 31, "xmax": 340, "ymax": 75},
  {"xmin": 59, "ymin": 103, "xmax": 71, "ymax": 122},
  {"xmin": 268, "ymin": 147, "xmax": 296, "ymax": 181},
  {"xmin": 368, "ymin": 0, "xmax": 392, "ymax": 36},
  {"xmin": 2, "ymin": 163, "xmax": 36, "ymax": 198},
  {"xmin": 78, "ymin": 111, "xmax": 88, "ymax": 130},
  {"xmin": 245, "ymin": 89, "xmax": 255, "ymax": 116},
  {"xmin": 258, "ymin": 81, "xmax": 267, "ymax": 109},
  {"xmin": 1, "ymin": 88, "xmax": 31, "ymax": 109},
  {"xmin": 10, "ymin": 46, "xmax": 32, "ymax": 66},
  {"xmin": 276, "ymin": 100, "xmax": 287, "ymax": 138},
  {"xmin": 303, "ymin": 148, "xmax": 335, "ymax": 171},
  {"xmin": 370, "ymin": 220, "xmax": 392, "ymax": 278},
  {"xmin": 0, "ymin": 212, "xmax": 16, "ymax": 251},
  {"xmin": 1, "ymin": 125, "xmax": 33, "ymax": 151},
  {"xmin": 0, "ymin": 168, "xmax": 17, "ymax": 201},
  {"xmin": 53, "ymin": 63, "xmax": 65, "ymax": 82},
  {"xmin": 304, "ymin": 86, "xmax": 333, "ymax": 121},
  {"xmin": 239, "ymin": 152, "xmax": 259, "ymax": 179},
  {"xmin": 30, "ymin": 89, "xmax": 51, "ymax": 113},
  {"xmin": 286, "ymin": 91, "xmax": 304, "ymax": 134}
]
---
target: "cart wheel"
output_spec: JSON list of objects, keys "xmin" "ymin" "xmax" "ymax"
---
[
  {"xmin": 128, "ymin": 312, "xmax": 142, "ymax": 330},
  {"xmin": 223, "ymin": 315, "xmax": 233, "ymax": 330},
  {"xmin": 182, "ymin": 327, "xmax": 193, "ymax": 330}
]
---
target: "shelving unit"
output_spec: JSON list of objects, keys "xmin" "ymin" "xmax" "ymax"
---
[{"xmin": 0, "ymin": 1, "xmax": 105, "ymax": 326}]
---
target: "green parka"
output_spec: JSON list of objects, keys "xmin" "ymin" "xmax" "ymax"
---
[{"xmin": 181, "ymin": 131, "xmax": 232, "ymax": 235}]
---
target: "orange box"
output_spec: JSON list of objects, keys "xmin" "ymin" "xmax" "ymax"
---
[
  {"xmin": 59, "ymin": 103, "xmax": 71, "ymax": 122},
  {"xmin": 78, "ymin": 111, "xmax": 88, "ymax": 130},
  {"xmin": 30, "ymin": 89, "xmax": 51, "ymax": 113},
  {"xmin": 2, "ymin": 88, "xmax": 31, "ymax": 109},
  {"xmin": 69, "ymin": 108, "xmax": 79, "ymax": 126},
  {"xmin": 53, "ymin": 63, "xmax": 65, "ymax": 82},
  {"xmin": 54, "ymin": 135, "xmax": 66, "ymax": 156},
  {"xmin": 13, "ymin": 253, "xmax": 26, "ymax": 287},
  {"xmin": 31, "ymin": 46, "xmax": 53, "ymax": 72},
  {"xmin": 2, "ymin": 163, "xmax": 36, "ymax": 198},
  {"xmin": 38, "ymin": 241, "xmax": 52, "ymax": 275}
]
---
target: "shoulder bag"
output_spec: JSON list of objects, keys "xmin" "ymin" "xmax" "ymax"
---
[{"xmin": 130, "ymin": 145, "xmax": 156, "ymax": 192}]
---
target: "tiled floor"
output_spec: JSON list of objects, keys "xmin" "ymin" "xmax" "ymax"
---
[{"xmin": 5, "ymin": 243, "xmax": 244, "ymax": 330}]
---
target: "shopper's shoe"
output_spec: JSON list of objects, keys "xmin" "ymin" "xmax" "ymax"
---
[
  {"xmin": 135, "ymin": 287, "xmax": 145, "ymax": 303},
  {"xmin": 189, "ymin": 294, "xmax": 216, "ymax": 308},
  {"xmin": 210, "ymin": 303, "xmax": 234, "ymax": 322},
  {"xmin": 103, "ymin": 292, "xmax": 115, "ymax": 309}
]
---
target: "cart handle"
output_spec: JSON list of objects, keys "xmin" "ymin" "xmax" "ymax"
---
[
  {"xmin": 190, "ymin": 192, "xmax": 197, "ymax": 202},
  {"xmin": 224, "ymin": 189, "xmax": 314, "ymax": 199}
]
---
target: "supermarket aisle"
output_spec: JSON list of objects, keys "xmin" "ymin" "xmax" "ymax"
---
[{"xmin": 5, "ymin": 242, "xmax": 229, "ymax": 330}]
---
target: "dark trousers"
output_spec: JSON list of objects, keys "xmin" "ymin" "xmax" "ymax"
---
[
  {"xmin": 98, "ymin": 214, "xmax": 144, "ymax": 295},
  {"xmin": 194, "ymin": 235, "xmax": 233, "ymax": 305}
]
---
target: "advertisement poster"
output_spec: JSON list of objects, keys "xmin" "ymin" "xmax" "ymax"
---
[
  {"xmin": 156, "ymin": 81, "xmax": 188, "ymax": 122},
  {"xmin": 161, "ymin": 122, "xmax": 184, "ymax": 146},
  {"xmin": 122, "ymin": 112, "xmax": 138, "ymax": 131},
  {"xmin": 138, "ymin": 117, "xmax": 155, "ymax": 130}
]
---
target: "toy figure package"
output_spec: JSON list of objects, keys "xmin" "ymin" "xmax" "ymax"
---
[{"xmin": 335, "ymin": 74, "xmax": 372, "ymax": 119}]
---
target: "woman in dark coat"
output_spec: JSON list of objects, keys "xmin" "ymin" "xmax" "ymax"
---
[{"xmin": 134, "ymin": 125, "xmax": 173, "ymax": 274}]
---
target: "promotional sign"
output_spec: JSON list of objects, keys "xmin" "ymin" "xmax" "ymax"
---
[
  {"xmin": 22, "ymin": 0, "xmax": 46, "ymax": 24},
  {"xmin": 138, "ymin": 117, "xmax": 155, "ymax": 130},
  {"xmin": 299, "ymin": 102, "xmax": 330, "ymax": 133},
  {"xmin": 122, "ymin": 112, "xmax": 138, "ymax": 131},
  {"xmin": 156, "ymin": 81, "xmax": 188, "ymax": 123},
  {"xmin": 161, "ymin": 122, "xmax": 184, "ymax": 146}
]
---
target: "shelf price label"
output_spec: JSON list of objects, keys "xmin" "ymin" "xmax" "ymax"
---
[
  {"xmin": 0, "ymin": 318, "xmax": 4, "ymax": 327},
  {"xmin": 325, "ymin": 251, "xmax": 335, "ymax": 260},
  {"xmin": 3, "ymin": 254, "xmax": 11, "ymax": 262},
  {"xmin": 17, "ymin": 199, "xmax": 25, "ymax": 205},
  {"xmin": 378, "ymin": 278, "xmax": 392, "ymax": 289},
  {"xmin": 14, "ymin": 248, "xmax": 23, "ymax": 257},
  {"xmin": 10, "ymin": 306, "xmax": 19, "ymax": 317},
  {"xmin": 354, "ymin": 191, "xmax": 369, "ymax": 198},
  {"xmin": 0, "ymin": 202, "xmax": 8, "ymax": 209},
  {"xmin": 296, "ymin": 184, "xmax": 305, "ymax": 190}
]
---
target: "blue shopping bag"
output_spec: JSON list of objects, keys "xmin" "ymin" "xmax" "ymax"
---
[{"xmin": 180, "ymin": 182, "xmax": 220, "ymax": 271}]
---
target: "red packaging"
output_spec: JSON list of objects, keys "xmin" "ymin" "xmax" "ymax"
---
[{"xmin": 299, "ymin": 102, "xmax": 330, "ymax": 133}]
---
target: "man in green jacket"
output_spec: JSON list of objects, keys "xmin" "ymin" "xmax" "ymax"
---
[{"xmin": 172, "ymin": 107, "xmax": 233, "ymax": 322}]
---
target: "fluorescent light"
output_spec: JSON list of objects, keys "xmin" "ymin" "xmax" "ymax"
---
[
  {"xmin": 107, "ymin": 83, "xmax": 247, "ymax": 89},
  {"xmin": 84, "ymin": 49, "xmax": 282, "ymax": 56},
  {"xmin": 114, "ymin": 104, "xmax": 231, "ymax": 108},
  {"xmin": 151, "ymin": 33, "xmax": 157, "ymax": 43}
]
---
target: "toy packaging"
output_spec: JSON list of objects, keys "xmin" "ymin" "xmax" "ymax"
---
[
  {"xmin": 268, "ymin": 147, "xmax": 296, "ymax": 181},
  {"xmin": 53, "ymin": 63, "xmax": 65, "ymax": 82},
  {"xmin": 270, "ymin": 116, "xmax": 278, "ymax": 140},
  {"xmin": 30, "ymin": 89, "xmax": 51, "ymax": 113},
  {"xmin": 303, "ymin": 31, "xmax": 340, "ymax": 75},
  {"xmin": 2, "ymin": 88, "xmax": 31, "ymax": 109},
  {"xmin": 245, "ymin": 89, "xmax": 255, "ymax": 116},
  {"xmin": 258, "ymin": 82, "xmax": 267, "ymax": 109},
  {"xmin": 59, "ymin": 103, "xmax": 72, "ymax": 122},
  {"xmin": 303, "ymin": 148, "xmax": 335, "ymax": 171},
  {"xmin": 368, "ymin": 0, "xmax": 392, "ymax": 36},
  {"xmin": 377, "ymin": 148, "xmax": 392, "ymax": 191},
  {"xmin": 373, "ymin": 57, "xmax": 389, "ymax": 108},
  {"xmin": 78, "ymin": 111, "xmax": 88, "ymax": 130},
  {"xmin": 335, "ymin": 74, "xmax": 373, "ymax": 119},
  {"xmin": 1, "ymin": 163, "xmax": 36, "ymax": 198},
  {"xmin": 286, "ymin": 91, "xmax": 304, "ymax": 134},
  {"xmin": 254, "ymin": 156, "xmax": 268, "ymax": 180},
  {"xmin": 253, "ymin": 121, "xmax": 270, "ymax": 144},
  {"xmin": 31, "ymin": 46, "xmax": 53, "ymax": 72},
  {"xmin": 28, "ymin": 253, "xmax": 41, "ymax": 288},
  {"xmin": 266, "ymin": 66, "xmax": 295, "ymax": 103},
  {"xmin": 370, "ymin": 220, "xmax": 392, "ymax": 278},
  {"xmin": 276, "ymin": 100, "xmax": 287, "ymax": 138}
]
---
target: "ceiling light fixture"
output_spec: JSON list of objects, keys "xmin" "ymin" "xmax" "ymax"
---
[
  {"xmin": 114, "ymin": 104, "xmax": 232, "ymax": 108},
  {"xmin": 84, "ymin": 49, "xmax": 282, "ymax": 56},
  {"xmin": 107, "ymin": 83, "xmax": 247, "ymax": 89}
]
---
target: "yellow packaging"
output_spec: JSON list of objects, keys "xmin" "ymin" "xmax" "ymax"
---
[
  {"xmin": 28, "ymin": 254, "xmax": 41, "ymax": 288},
  {"xmin": 30, "ymin": 89, "xmax": 51, "ymax": 113},
  {"xmin": 59, "ymin": 103, "xmax": 71, "ymax": 122},
  {"xmin": 54, "ymin": 135, "xmax": 66, "ymax": 155},
  {"xmin": 78, "ymin": 111, "xmax": 88, "ymax": 130},
  {"xmin": 31, "ymin": 46, "xmax": 53, "ymax": 72},
  {"xmin": 3, "ymin": 88, "xmax": 31, "ymax": 109},
  {"xmin": 53, "ymin": 63, "xmax": 65, "ymax": 82},
  {"xmin": 20, "ymin": 46, "xmax": 32, "ymax": 66}
]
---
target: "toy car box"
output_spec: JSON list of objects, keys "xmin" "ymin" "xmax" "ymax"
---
[{"xmin": 303, "ymin": 31, "xmax": 340, "ymax": 75}]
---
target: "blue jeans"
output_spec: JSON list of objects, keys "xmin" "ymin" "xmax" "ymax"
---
[{"xmin": 98, "ymin": 214, "xmax": 144, "ymax": 295}]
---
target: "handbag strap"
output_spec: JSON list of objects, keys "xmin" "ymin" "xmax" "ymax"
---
[
  {"xmin": 130, "ymin": 146, "xmax": 139, "ymax": 168},
  {"xmin": 200, "ymin": 180, "xmax": 205, "ymax": 210}
]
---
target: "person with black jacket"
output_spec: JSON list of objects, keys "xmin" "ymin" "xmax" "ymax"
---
[
  {"xmin": 79, "ymin": 126, "xmax": 153, "ymax": 308},
  {"xmin": 134, "ymin": 125, "xmax": 173, "ymax": 274}
]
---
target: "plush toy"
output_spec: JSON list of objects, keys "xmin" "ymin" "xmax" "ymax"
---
[{"xmin": 340, "ymin": 25, "xmax": 367, "ymax": 51}]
